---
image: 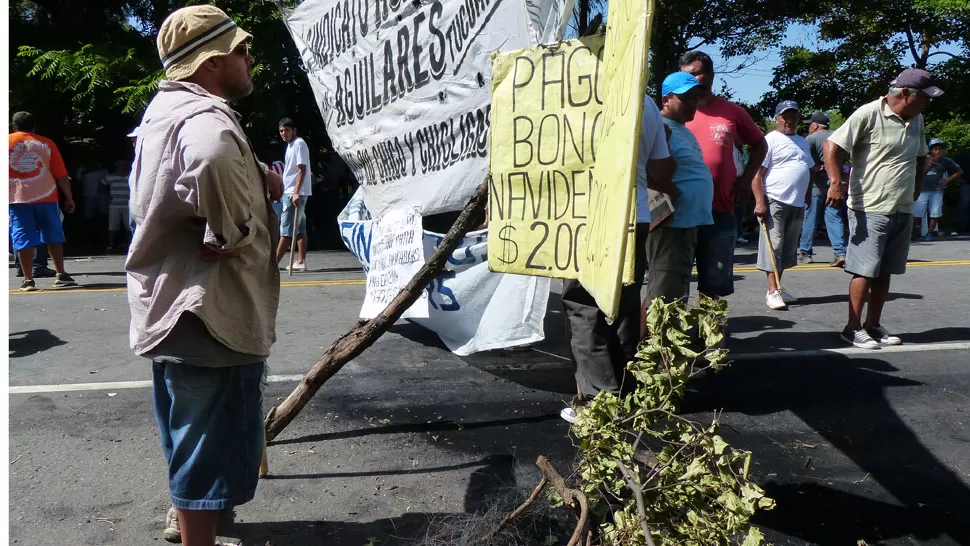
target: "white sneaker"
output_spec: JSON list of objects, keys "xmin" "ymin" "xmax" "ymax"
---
[
  {"xmin": 766, "ymin": 290, "xmax": 787, "ymax": 310},
  {"xmin": 841, "ymin": 328, "xmax": 880, "ymax": 349},
  {"xmin": 867, "ymin": 326, "xmax": 902, "ymax": 346},
  {"xmin": 560, "ymin": 407, "xmax": 577, "ymax": 424},
  {"xmin": 780, "ymin": 288, "xmax": 797, "ymax": 304},
  {"xmin": 292, "ymin": 262, "xmax": 307, "ymax": 271}
]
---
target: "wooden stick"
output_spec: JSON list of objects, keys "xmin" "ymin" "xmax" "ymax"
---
[
  {"xmin": 263, "ymin": 179, "xmax": 489, "ymax": 442},
  {"xmin": 760, "ymin": 219, "xmax": 782, "ymax": 291},
  {"xmin": 536, "ymin": 456, "xmax": 590, "ymax": 546},
  {"xmin": 287, "ymin": 198, "xmax": 300, "ymax": 276}
]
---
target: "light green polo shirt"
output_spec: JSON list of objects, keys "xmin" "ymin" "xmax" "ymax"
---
[{"xmin": 827, "ymin": 97, "xmax": 928, "ymax": 215}]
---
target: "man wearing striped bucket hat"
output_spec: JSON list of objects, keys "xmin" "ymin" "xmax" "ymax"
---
[{"xmin": 126, "ymin": 5, "xmax": 283, "ymax": 544}]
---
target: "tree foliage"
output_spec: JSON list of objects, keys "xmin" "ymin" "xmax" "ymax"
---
[
  {"xmin": 563, "ymin": 298, "xmax": 774, "ymax": 545},
  {"xmin": 10, "ymin": 0, "xmax": 327, "ymax": 164},
  {"xmin": 759, "ymin": 0, "xmax": 970, "ymax": 142}
]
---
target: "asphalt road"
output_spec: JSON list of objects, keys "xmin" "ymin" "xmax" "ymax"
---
[{"xmin": 8, "ymin": 238, "xmax": 970, "ymax": 545}]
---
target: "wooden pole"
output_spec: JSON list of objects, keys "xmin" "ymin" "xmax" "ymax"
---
[
  {"xmin": 263, "ymin": 179, "xmax": 489, "ymax": 442},
  {"xmin": 287, "ymin": 198, "xmax": 300, "ymax": 276},
  {"xmin": 760, "ymin": 219, "xmax": 782, "ymax": 291}
]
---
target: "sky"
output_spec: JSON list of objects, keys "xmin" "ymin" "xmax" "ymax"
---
[{"xmin": 706, "ymin": 23, "xmax": 820, "ymax": 105}]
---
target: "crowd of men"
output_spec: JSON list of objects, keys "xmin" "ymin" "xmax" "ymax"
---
[
  {"xmin": 562, "ymin": 54, "xmax": 952, "ymax": 424},
  {"xmin": 6, "ymin": 5, "xmax": 965, "ymax": 545}
]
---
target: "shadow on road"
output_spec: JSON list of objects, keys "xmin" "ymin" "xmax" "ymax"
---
[
  {"xmin": 793, "ymin": 291, "xmax": 922, "ymax": 306},
  {"xmin": 729, "ymin": 326, "xmax": 970, "ymax": 353},
  {"xmin": 683, "ymin": 353, "xmax": 970, "ymax": 544},
  {"xmin": 270, "ymin": 413, "xmax": 560, "ymax": 447},
  {"xmin": 9, "ymin": 329, "xmax": 67, "ymax": 358}
]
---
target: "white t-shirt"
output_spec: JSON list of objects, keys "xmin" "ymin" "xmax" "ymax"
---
[
  {"xmin": 635, "ymin": 97, "xmax": 671, "ymax": 223},
  {"xmin": 761, "ymin": 131, "xmax": 812, "ymax": 206},
  {"xmin": 283, "ymin": 137, "xmax": 312, "ymax": 196}
]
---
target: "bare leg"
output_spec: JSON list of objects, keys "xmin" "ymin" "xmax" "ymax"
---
[
  {"xmin": 847, "ymin": 275, "xmax": 870, "ymax": 331},
  {"xmin": 766, "ymin": 270, "xmax": 783, "ymax": 293},
  {"xmin": 297, "ymin": 233, "xmax": 307, "ymax": 265},
  {"xmin": 47, "ymin": 243, "xmax": 66, "ymax": 274},
  {"xmin": 276, "ymin": 236, "xmax": 292, "ymax": 264},
  {"xmin": 175, "ymin": 508, "xmax": 219, "ymax": 546},
  {"xmin": 928, "ymin": 218, "xmax": 939, "ymax": 236},
  {"xmin": 863, "ymin": 274, "xmax": 891, "ymax": 329},
  {"xmin": 17, "ymin": 249, "xmax": 34, "ymax": 282}
]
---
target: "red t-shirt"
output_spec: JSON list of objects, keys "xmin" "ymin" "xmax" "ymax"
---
[
  {"xmin": 685, "ymin": 97, "xmax": 765, "ymax": 214},
  {"xmin": 8, "ymin": 131, "xmax": 67, "ymax": 204}
]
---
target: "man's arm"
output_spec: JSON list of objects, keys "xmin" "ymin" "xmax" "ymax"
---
[
  {"xmin": 751, "ymin": 166, "xmax": 769, "ymax": 219},
  {"xmin": 55, "ymin": 176, "xmax": 75, "ymax": 214},
  {"xmin": 175, "ymin": 119, "xmax": 257, "ymax": 256},
  {"xmin": 646, "ymin": 157, "xmax": 678, "ymax": 200},
  {"xmin": 823, "ymin": 140, "xmax": 847, "ymax": 207},
  {"xmin": 291, "ymin": 164, "xmax": 307, "ymax": 205},
  {"xmin": 914, "ymin": 155, "xmax": 925, "ymax": 201}
]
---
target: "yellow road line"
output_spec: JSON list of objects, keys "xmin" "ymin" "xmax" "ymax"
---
[
  {"xmin": 10, "ymin": 278, "xmax": 366, "ymax": 295},
  {"xmin": 734, "ymin": 259, "xmax": 970, "ymax": 273},
  {"xmin": 10, "ymin": 259, "xmax": 970, "ymax": 295}
]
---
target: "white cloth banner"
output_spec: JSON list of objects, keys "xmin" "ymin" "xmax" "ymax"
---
[
  {"xmin": 284, "ymin": 0, "xmax": 571, "ymax": 217},
  {"xmin": 339, "ymin": 190, "xmax": 550, "ymax": 355},
  {"xmin": 360, "ymin": 206, "xmax": 429, "ymax": 319}
]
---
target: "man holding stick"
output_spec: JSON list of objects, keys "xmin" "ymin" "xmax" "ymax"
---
[
  {"xmin": 126, "ymin": 6, "xmax": 282, "ymax": 544},
  {"xmin": 753, "ymin": 101, "xmax": 813, "ymax": 310},
  {"xmin": 824, "ymin": 68, "xmax": 941, "ymax": 349},
  {"xmin": 275, "ymin": 117, "xmax": 313, "ymax": 271}
]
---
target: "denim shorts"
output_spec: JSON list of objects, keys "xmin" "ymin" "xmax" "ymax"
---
[
  {"xmin": 913, "ymin": 191, "xmax": 944, "ymax": 219},
  {"xmin": 695, "ymin": 211, "xmax": 738, "ymax": 297},
  {"xmin": 845, "ymin": 209, "xmax": 911, "ymax": 278},
  {"xmin": 152, "ymin": 360, "xmax": 266, "ymax": 511},
  {"xmin": 280, "ymin": 196, "xmax": 307, "ymax": 237},
  {"xmin": 9, "ymin": 202, "xmax": 65, "ymax": 251}
]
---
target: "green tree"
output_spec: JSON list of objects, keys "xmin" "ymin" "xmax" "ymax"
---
[{"xmin": 759, "ymin": 0, "xmax": 970, "ymax": 126}]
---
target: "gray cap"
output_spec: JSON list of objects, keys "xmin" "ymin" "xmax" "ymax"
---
[
  {"xmin": 891, "ymin": 68, "xmax": 944, "ymax": 97},
  {"xmin": 810, "ymin": 111, "xmax": 830, "ymax": 125}
]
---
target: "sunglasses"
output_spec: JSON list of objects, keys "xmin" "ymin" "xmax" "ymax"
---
[{"xmin": 231, "ymin": 41, "xmax": 252, "ymax": 57}]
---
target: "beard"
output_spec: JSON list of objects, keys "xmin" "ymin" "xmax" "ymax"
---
[{"xmin": 226, "ymin": 75, "xmax": 254, "ymax": 102}]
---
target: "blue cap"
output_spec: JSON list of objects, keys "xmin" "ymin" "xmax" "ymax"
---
[
  {"xmin": 774, "ymin": 100, "xmax": 799, "ymax": 117},
  {"xmin": 928, "ymin": 138, "xmax": 946, "ymax": 148},
  {"xmin": 662, "ymin": 72, "xmax": 701, "ymax": 97}
]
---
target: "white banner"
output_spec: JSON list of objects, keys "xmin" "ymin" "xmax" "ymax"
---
[
  {"xmin": 284, "ymin": 0, "xmax": 571, "ymax": 217},
  {"xmin": 339, "ymin": 190, "xmax": 550, "ymax": 355},
  {"xmin": 360, "ymin": 206, "xmax": 429, "ymax": 319}
]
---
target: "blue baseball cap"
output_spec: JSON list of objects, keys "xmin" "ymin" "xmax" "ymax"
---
[
  {"xmin": 928, "ymin": 138, "xmax": 946, "ymax": 148},
  {"xmin": 774, "ymin": 100, "xmax": 799, "ymax": 117},
  {"xmin": 662, "ymin": 72, "xmax": 701, "ymax": 96}
]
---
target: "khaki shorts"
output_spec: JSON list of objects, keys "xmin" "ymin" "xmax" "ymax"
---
[{"xmin": 757, "ymin": 199, "xmax": 804, "ymax": 273}]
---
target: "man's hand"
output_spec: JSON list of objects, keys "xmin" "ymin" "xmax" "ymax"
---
[
  {"xmin": 753, "ymin": 200, "xmax": 769, "ymax": 220},
  {"xmin": 267, "ymin": 170, "xmax": 283, "ymax": 201},
  {"xmin": 825, "ymin": 182, "xmax": 845, "ymax": 207},
  {"xmin": 197, "ymin": 244, "xmax": 242, "ymax": 262},
  {"xmin": 290, "ymin": 193, "xmax": 301, "ymax": 207},
  {"xmin": 63, "ymin": 197, "xmax": 76, "ymax": 214}
]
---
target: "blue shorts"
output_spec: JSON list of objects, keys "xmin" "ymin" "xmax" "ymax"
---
[
  {"xmin": 152, "ymin": 360, "xmax": 266, "ymax": 511},
  {"xmin": 9, "ymin": 202, "xmax": 65, "ymax": 251},
  {"xmin": 913, "ymin": 191, "xmax": 944, "ymax": 219},
  {"xmin": 695, "ymin": 211, "xmax": 737, "ymax": 297},
  {"xmin": 280, "ymin": 197, "xmax": 306, "ymax": 237}
]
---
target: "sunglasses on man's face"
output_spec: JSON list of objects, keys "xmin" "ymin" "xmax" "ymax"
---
[{"xmin": 231, "ymin": 42, "xmax": 252, "ymax": 57}]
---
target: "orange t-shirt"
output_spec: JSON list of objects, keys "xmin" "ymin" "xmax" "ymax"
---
[{"xmin": 9, "ymin": 131, "xmax": 67, "ymax": 204}]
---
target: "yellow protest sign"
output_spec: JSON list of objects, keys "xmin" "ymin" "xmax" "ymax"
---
[
  {"xmin": 487, "ymin": 36, "xmax": 615, "ymax": 279},
  {"xmin": 577, "ymin": 0, "xmax": 655, "ymax": 321}
]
